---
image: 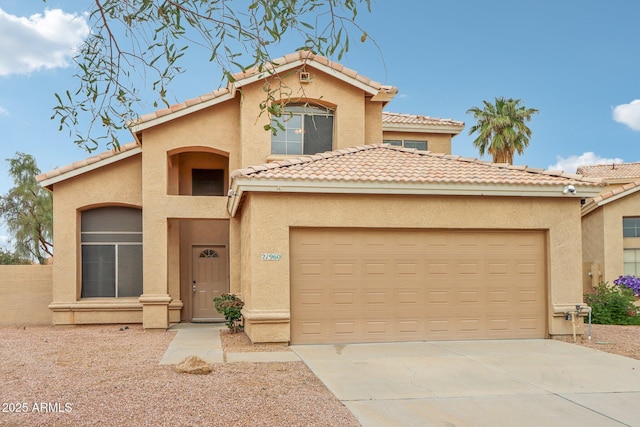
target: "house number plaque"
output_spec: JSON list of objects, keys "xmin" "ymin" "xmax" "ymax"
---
[{"xmin": 260, "ymin": 253, "xmax": 282, "ymax": 261}]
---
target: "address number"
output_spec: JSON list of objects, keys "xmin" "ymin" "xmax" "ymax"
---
[{"xmin": 260, "ymin": 253, "xmax": 282, "ymax": 261}]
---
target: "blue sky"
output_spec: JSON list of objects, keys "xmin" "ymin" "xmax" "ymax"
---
[{"xmin": 1, "ymin": 1, "xmax": 639, "ymax": 245}]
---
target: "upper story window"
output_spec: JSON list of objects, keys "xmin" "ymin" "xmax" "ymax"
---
[
  {"xmin": 384, "ymin": 139, "xmax": 428, "ymax": 151},
  {"xmin": 623, "ymin": 217, "xmax": 640, "ymax": 237},
  {"xmin": 271, "ymin": 104, "xmax": 334, "ymax": 155}
]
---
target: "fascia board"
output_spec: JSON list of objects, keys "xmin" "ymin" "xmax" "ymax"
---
[
  {"xmin": 598, "ymin": 186, "xmax": 640, "ymax": 206},
  {"xmin": 311, "ymin": 62, "xmax": 382, "ymax": 96},
  {"xmin": 129, "ymin": 91, "xmax": 236, "ymax": 134},
  {"xmin": 581, "ymin": 201, "xmax": 599, "ymax": 216},
  {"xmin": 38, "ymin": 147, "xmax": 142, "ymax": 189},
  {"xmin": 239, "ymin": 59, "xmax": 383, "ymax": 96},
  {"xmin": 129, "ymin": 59, "xmax": 387, "ymax": 136},
  {"xmin": 230, "ymin": 178, "xmax": 603, "ymax": 201},
  {"xmin": 582, "ymin": 185, "xmax": 640, "ymax": 216},
  {"xmin": 382, "ymin": 123, "xmax": 464, "ymax": 135},
  {"xmin": 228, "ymin": 179, "xmax": 243, "ymax": 217}
]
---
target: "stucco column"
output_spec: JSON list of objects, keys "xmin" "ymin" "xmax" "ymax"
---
[
  {"xmin": 240, "ymin": 197, "xmax": 290, "ymax": 343},
  {"xmin": 139, "ymin": 213, "xmax": 172, "ymax": 329},
  {"xmin": 139, "ymin": 149, "xmax": 172, "ymax": 329}
]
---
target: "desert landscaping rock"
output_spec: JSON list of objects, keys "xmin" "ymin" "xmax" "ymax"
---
[
  {"xmin": 1, "ymin": 324, "xmax": 638, "ymax": 426},
  {"xmin": 173, "ymin": 355, "xmax": 213, "ymax": 375},
  {"xmin": 0, "ymin": 325, "xmax": 358, "ymax": 426}
]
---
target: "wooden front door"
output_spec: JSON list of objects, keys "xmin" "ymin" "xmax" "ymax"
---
[{"xmin": 192, "ymin": 246, "xmax": 228, "ymax": 321}]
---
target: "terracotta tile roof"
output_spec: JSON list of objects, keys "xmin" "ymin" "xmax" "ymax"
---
[
  {"xmin": 231, "ymin": 144, "xmax": 602, "ymax": 187},
  {"xmin": 132, "ymin": 51, "xmax": 398, "ymax": 129},
  {"xmin": 382, "ymin": 112, "xmax": 464, "ymax": 129},
  {"xmin": 36, "ymin": 141, "xmax": 141, "ymax": 184},
  {"xmin": 582, "ymin": 181, "xmax": 640, "ymax": 215},
  {"xmin": 577, "ymin": 162, "xmax": 640, "ymax": 180}
]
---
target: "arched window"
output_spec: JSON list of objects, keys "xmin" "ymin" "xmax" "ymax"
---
[
  {"xmin": 271, "ymin": 104, "xmax": 334, "ymax": 155},
  {"xmin": 199, "ymin": 249, "xmax": 219, "ymax": 258},
  {"xmin": 81, "ymin": 207, "xmax": 142, "ymax": 298}
]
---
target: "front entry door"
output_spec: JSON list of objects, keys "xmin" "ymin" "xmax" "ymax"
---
[{"xmin": 192, "ymin": 246, "xmax": 228, "ymax": 321}]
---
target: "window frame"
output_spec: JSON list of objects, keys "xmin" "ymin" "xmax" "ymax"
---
[
  {"xmin": 271, "ymin": 104, "xmax": 335, "ymax": 155},
  {"xmin": 623, "ymin": 217, "xmax": 640, "ymax": 238},
  {"xmin": 624, "ymin": 248, "xmax": 640, "ymax": 276},
  {"xmin": 383, "ymin": 139, "xmax": 429, "ymax": 151},
  {"xmin": 80, "ymin": 207, "xmax": 143, "ymax": 299}
]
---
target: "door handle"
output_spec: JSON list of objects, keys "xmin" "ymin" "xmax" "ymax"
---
[{"xmin": 192, "ymin": 281, "xmax": 196, "ymax": 293}]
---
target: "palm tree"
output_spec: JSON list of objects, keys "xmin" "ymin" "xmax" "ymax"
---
[{"xmin": 466, "ymin": 97, "xmax": 539, "ymax": 164}]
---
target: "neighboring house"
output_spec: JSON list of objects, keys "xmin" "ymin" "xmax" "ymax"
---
[
  {"xmin": 578, "ymin": 163, "xmax": 640, "ymax": 291},
  {"xmin": 37, "ymin": 51, "xmax": 602, "ymax": 344}
]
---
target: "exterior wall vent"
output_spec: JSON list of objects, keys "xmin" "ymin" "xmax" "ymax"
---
[{"xmin": 299, "ymin": 71, "xmax": 311, "ymax": 83}]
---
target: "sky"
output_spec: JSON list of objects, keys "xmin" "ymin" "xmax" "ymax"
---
[{"xmin": 0, "ymin": 0, "xmax": 639, "ymax": 246}]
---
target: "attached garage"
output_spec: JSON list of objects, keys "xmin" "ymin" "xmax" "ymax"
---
[
  {"xmin": 228, "ymin": 144, "xmax": 603, "ymax": 343},
  {"xmin": 290, "ymin": 228, "xmax": 546, "ymax": 344}
]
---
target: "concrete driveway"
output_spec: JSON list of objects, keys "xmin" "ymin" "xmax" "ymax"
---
[{"xmin": 291, "ymin": 340, "xmax": 640, "ymax": 427}]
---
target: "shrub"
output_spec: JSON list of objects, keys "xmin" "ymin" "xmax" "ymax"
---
[
  {"xmin": 213, "ymin": 293, "xmax": 244, "ymax": 333},
  {"xmin": 613, "ymin": 275, "xmax": 640, "ymax": 297},
  {"xmin": 584, "ymin": 282, "xmax": 640, "ymax": 325}
]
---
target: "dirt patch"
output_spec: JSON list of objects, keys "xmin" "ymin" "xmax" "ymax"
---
[
  {"xmin": 576, "ymin": 324, "xmax": 640, "ymax": 360},
  {"xmin": 220, "ymin": 329, "xmax": 291, "ymax": 353}
]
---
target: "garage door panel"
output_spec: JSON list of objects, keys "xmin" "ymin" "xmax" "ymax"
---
[{"xmin": 291, "ymin": 228, "xmax": 547, "ymax": 344}]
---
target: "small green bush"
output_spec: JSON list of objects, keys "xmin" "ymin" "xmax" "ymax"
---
[
  {"xmin": 213, "ymin": 293, "xmax": 244, "ymax": 333},
  {"xmin": 584, "ymin": 282, "xmax": 640, "ymax": 325}
]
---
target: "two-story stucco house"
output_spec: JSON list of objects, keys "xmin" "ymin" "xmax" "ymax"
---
[{"xmin": 38, "ymin": 51, "xmax": 603, "ymax": 344}]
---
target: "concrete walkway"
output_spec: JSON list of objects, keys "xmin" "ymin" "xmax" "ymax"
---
[
  {"xmin": 291, "ymin": 340, "xmax": 640, "ymax": 427},
  {"xmin": 159, "ymin": 323, "xmax": 299, "ymax": 364}
]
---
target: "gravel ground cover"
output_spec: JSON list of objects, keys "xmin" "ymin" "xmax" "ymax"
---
[
  {"xmin": 2, "ymin": 323, "xmax": 639, "ymax": 426},
  {"xmin": 0, "ymin": 325, "xmax": 358, "ymax": 427},
  {"xmin": 576, "ymin": 324, "xmax": 640, "ymax": 360}
]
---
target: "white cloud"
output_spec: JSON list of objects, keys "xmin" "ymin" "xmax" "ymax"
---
[
  {"xmin": 613, "ymin": 99, "xmax": 640, "ymax": 131},
  {"xmin": 0, "ymin": 106, "xmax": 8, "ymax": 116},
  {"xmin": 548, "ymin": 152, "xmax": 623, "ymax": 174},
  {"xmin": 0, "ymin": 8, "xmax": 89, "ymax": 76}
]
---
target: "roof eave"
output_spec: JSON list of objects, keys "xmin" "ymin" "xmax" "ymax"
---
[
  {"xmin": 38, "ymin": 147, "xmax": 143, "ymax": 190},
  {"xmin": 228, "ymin": 178, "xmax": 602, "ymax": 217},
  {"xmin": 129, "ymin": 91, "xmax": 236, "ymax": 136},
  {"xmin": 382, "ymin": 122, "xmax": 465, "ymax": 135},
  {"xmin": 581, "ymin": 184, "xmax": 640, "ymax": 216},
  {"xmin": 129, "ymin": 59, "xmax": 396, "ymax": 137}
]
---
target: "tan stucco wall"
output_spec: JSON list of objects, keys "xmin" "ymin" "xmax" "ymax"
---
[
  {"xmin": 49, "ymin": 155, "xmax": 143, "ymax": 325},
  {"xmin": 139, "ymin": 99, "xmax": 240, "ymax": 327},
  {"xmin": 0, "ymin": 265, "xmax": 53, "ymax": 326},
  {"xmin": 382, "ymin": 131, "xmax": 452, "ymax": 154},
  {"xmin": 239, "ymin": 67, "xmax": 377, "ymax": 167},
  {"xmin": 239, "ymin": 193, "xmax": 585, "ymax": 342},
  {"xmin": 47, "ymin": 63, "xmax": 461, "ymax": 329},
  {"xmin": 129, "ymin": 66, "xmax": 388, "ymax": 327},
  {"xmin": 582, "ymin": 191, "xmax": 640, "ymax": 286},
  {"xmin": 581, "ymin": 208, "xmax": 605, "ymax": 290},
  {"xmin": 365, "ymin": 102, "xmax": 383, "ymax": 145}
]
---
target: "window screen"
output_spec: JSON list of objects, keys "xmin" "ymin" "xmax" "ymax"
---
[{"xmin": 81, "ymin": 207, "xmax": 142, "ymax": 298}]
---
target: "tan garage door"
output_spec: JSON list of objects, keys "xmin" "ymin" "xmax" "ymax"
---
[{"xmin": 290, "ymin": 228, "xmax": 547, "ymax": 344}]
